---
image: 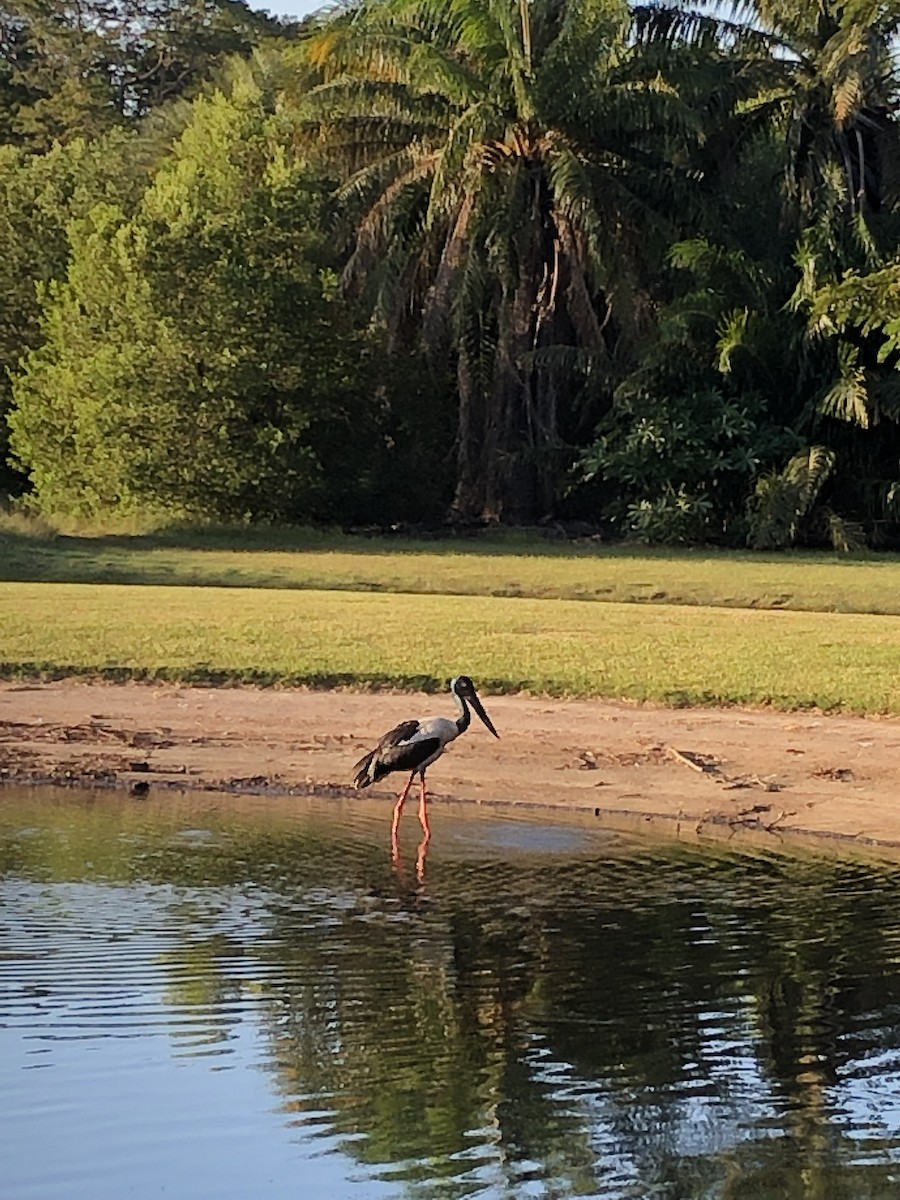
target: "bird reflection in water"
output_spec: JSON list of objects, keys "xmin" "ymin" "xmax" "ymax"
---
[{"xmin": 391, "ymin": 833, "xmax": 431, "ymax": 890}]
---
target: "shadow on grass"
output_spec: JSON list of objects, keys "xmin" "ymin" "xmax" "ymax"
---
[
  {"xmin": 0, "ymin": 661, "xmax": 865, "ymax": 711},
  {"xmin": 0, "ymin": 661, "xmax": 535, "ymax": 695},
  {"xmin": 0, "ymin": 521, "xmax": 889, "ymax": 592}
]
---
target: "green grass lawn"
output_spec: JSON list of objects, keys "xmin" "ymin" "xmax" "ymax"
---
[
  {"xmin": 4, "ymin": 521, "xmax": 900, "ymax": 713},
  {"xmin": 3, "ymin": 581, "xmax": 900, "ymax": 713},
  {"xmin": 5, "ymin": 523, "xmax": 900, "ymax": 613}
]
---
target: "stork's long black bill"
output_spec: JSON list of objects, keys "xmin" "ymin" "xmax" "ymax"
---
[{"xmin": 470, "ymin": 691, "xmax": 500, "ymax": 738}]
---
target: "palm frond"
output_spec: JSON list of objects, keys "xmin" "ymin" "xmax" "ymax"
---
[
  {"xmin": 833, "ymin": 72, "xmax": 865, "ymax": 129},
  {"xmin": 747, "ymin": 444, "xmax": 837, "ymax": 549},
  {"xmin": 427, "ymin": 99, "xmax": 500, "ymax": 227},
  {"xmin": 341, "ymin": 154, "xmax": 436, "ymax": 295},
  {"xmin": 716, "ymin": 309, "xmax": 752, "ymax": 373},
  {"xmin": 866, "ymin": 372, "xmax": 900, "ymax": 420},
  {"xmin": 820, "ymin": 507, "xmax": 867, "ymax": 552},
  {"xmin": 338, "ymin": 141, "xmax": 436, "ymax": 213},
  {"xmin": 817, "ymin": 343, "xmax": 872, "ymax": 427}
]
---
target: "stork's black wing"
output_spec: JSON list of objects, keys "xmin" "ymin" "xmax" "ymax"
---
[
  {"xmin": 353, "ymin": 720, "xmax": 440, "ymax": 788},
  {"xmin": 352, "ymin": 720, "xmax": 419, "ymax": 776},
  {"xmin": 375, "ymin": 736, "xmax": 441, "ymax": 778},
  {"xmin": 376, "ymin": 720, "xmax": 421, "ymax": 751}
]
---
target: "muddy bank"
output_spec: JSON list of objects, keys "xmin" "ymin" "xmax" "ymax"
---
[{"xmin": 2, "ymin": 680, "xmax": 900, "ymax": 850}]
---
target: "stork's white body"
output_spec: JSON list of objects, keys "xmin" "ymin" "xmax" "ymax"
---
[{"xmin": 392, "ymin": 716, "xmax": 460, "ymax": 774}]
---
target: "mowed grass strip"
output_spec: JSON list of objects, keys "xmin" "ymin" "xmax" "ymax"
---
[
  {"xmin": 6, "ymin": 528, "xmax": 900, "ymax": 614},
  {"xmin": 3, "ymin": 582, "xmax": 900, "ymax": 713}
]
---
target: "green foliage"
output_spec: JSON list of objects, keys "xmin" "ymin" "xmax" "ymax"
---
[
  {"xmin": 567, "ymin": 196, "xmax": 813, "ymax": 539},
  {"xmin": 2, "ymin": 0, "xmax": 290, "ymax": 150},
  {"xmin": 578, "ymin": 385, "xmax": 791, "ymax": 542},
  {"xmin": 788, "ymin": 244, "xmax": 900, "ymax": 539},
  {"xmin": 296, "ymin": 0, "xmax": 705, "ymax": 522},
  {"xmin": 621, "ymin": 489, "xmax": 715, "ymax": 546},
  {"xmin": 747, "ymin": 446, "xmax": 838, "ymax": 550},
  {"xmin": 0, "ymin": 129, "xmax": 162, "ymax": 495},
  {"xmin": 6, "ymin": 0, "xmax": 900, "ymax": 544},
  {"xmin": 808, "ymin": 263, "xmax": 900, "ymax": 366},
  {"xmin": 821, "ymin": 508, "xmax": 867, "ymax": 554},
  {"xmin": 9, "ymin": 83, "xmax": 452, "ymax": 522}
]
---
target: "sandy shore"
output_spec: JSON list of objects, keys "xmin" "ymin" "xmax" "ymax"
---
[{"xmin": 3, "ymin": 679, "xmax": 900, "ymax": 853}]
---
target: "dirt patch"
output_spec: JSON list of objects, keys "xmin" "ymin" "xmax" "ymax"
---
[{"xmin": 2, "ymin": 680, "xmax": 900, "ymax": 850}]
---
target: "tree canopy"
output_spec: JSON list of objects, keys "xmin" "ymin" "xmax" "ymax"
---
[{"xmin": 6, "ymin": 0, "xmax": 900, "ymax": 546}]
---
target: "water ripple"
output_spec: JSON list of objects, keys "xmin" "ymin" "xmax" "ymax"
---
[{"xmin": 6, "ymin": 790, "xmax": 900, "ymax": 1198}]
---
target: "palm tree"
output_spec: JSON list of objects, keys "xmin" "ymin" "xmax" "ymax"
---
[
  {"xmin": 719, "ymin": 1, "xmax": 900, "ymax": 417},
  {"xmin": 752, "ymin": 0, "xmax": 900, "ymax": 527},
  {"xmin": 643, "ymin": 1, "xmax": 900, "ymax": 541},
  {"xmin": 297, "ymin": 0, "xmax": 692, "ymax": 521},
  {"xmin": 755, "ymin": 0, "xmax": 900, "ymax": 224}
]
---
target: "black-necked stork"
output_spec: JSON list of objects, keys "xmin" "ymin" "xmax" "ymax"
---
[{"xmin": 352, "ymin": 676, "xmax": 499, "ymax": 843}]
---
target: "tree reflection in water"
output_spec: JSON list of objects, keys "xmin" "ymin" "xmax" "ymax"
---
[{"xmin": 4, "ymin": 789, "xmax": 900, "ymax": 1198}]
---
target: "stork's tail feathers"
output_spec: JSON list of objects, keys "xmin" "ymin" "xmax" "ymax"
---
[
  {"xmin": 352, "ymin": 751, "xmax": 375, "ymax": 790},
  {"xmin": 352, "ymin": 751, "xmax": 396, "ymax": 789}
]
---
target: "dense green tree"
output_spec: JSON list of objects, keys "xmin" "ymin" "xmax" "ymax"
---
[
  {"xmin": 569, "ymin": 9, "xmax": 799, "ymax": 540},
  {"xmin": 573, "ymin": 0, "xmax": 900, "ymax": 545},
  {"xmin": 1, "ymin": 0, "xmax": 290, "ymax": 150},
  {"xmin": 298, "ymin": 0, "xmax": 701, "ymax": 523},
  {"xmin": 8, "ymin": 78, "xmax": 451, "ymax": 521},
  {"xmin": 0, "ymin": 127, "xmax": 164, "ymax": 495},
  {"xmin": 757, "ymin": 0, "xmax": 900, "ymax": 540},
  {"xmin": 707, "ymin": 0, "xmax": 900, "ymax": 541}
]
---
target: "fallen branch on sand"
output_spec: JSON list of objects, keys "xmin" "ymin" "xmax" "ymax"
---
[{"xmin": 666, "ymin": 746, "xmax": 720, "ymax": 774}]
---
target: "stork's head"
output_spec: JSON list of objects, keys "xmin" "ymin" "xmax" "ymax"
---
[{"xmin": 452, "ymin": 676, "xmax": 500, "ymax": 738}]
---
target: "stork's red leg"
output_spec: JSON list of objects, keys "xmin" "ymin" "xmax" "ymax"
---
[
  {"xmin": 391, "ymin": 772, "xmax": 415, "ymax": 844},
  {"xmin": 417, "ymin": 774, "xmax": 431, "ymax": 842}
]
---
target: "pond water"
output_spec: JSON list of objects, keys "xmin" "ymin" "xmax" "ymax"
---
[{"xmin": 4, "ymin": 789, "xmax": 900, "ymax": 1199}]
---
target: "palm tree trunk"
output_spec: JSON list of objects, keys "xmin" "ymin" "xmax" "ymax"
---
[
  {"xmin": 451, "ymin": 281, "xmax": 546, "ymax": 523},
  {"xmin": 458, "ymin": 296, "xmax": 568, "ymax": 520},
  {"xmin": 486, "ymin": 262, "xmax": 546, "ymax": 521},
  {"xmin": 451, "ymin": 341, "xmax": 487, "ymax": 520},
  {"xmin": 452, "ymin": 194, "xmax": 565, "ymax": 522}
]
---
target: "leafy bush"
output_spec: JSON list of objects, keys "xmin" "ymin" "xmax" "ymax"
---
[
  {"xmin": 747, "ymin": 445, "xmax": 838, "ymax": 549},
  {"xmin": 576, "ymin": 386, "xmax": 795, "ymax": 543},
  {"xmin": 624, "ymin": 488, "xmax": 715, "ymax": 545}
]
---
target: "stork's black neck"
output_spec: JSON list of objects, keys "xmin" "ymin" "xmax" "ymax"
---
[{"xmin": 454, "ymin": 688, "xmax": 471, "ymax": 735}]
